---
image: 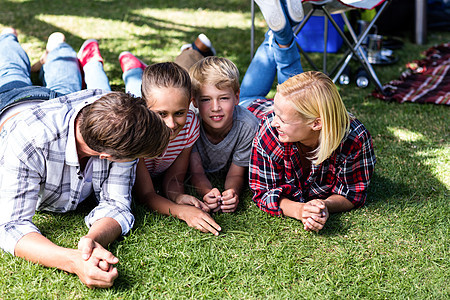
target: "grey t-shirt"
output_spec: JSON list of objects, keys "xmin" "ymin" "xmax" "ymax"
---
[{"xmin": 193, "ymin": 105, "xmax": 259, "ymax": 173}]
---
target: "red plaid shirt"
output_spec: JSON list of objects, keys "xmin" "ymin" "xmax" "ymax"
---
[{"xmin": 248, "ymin": 100, "xmax": 376, "ymax": 216}]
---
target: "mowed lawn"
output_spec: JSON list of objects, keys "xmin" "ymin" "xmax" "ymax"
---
[{"xmin": 0, "ymin": 1, "xmax": 448, "ymax": 299}]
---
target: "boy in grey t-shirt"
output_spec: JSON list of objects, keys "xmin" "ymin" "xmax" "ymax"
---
[{"xmin": 189, "ymin": 57, "xmax": 259, "ymax": 213}]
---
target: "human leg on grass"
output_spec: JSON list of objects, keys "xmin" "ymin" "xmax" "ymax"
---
[
  {"xmin": 0, "ymin": 29, "xmax": 33, "ymax": 95},
  {"xmin": 240, "ymin": 0, "xmax": 304, "ymax": 107},
  {"xmin": 41, "ymin": 33, "xmax": 82, "ymax": 95},
  {"xmin": 119, "ymin": 52, "xmax": 147, "ymax": 97},
  {"xmin": 78, "ymin": 39, "xmax": 111, "ymax": 91},
  {"xmin": 0, "ymin": 28, "xmax": 52, "ymax": 113}
]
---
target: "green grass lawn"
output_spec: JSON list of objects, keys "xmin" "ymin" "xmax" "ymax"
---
[{"xmin": 0, "ymin": 0, "xmax": 449, "ymax": 299}]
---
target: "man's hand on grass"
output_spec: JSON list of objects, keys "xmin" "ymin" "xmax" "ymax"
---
[{"xmin": 76, "ymin": 236, "xmax": 119, "ymax": 288}]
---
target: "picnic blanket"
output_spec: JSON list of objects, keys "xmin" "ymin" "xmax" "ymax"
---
[{"xmin": 372, "ymin": 42, "xmax": 450, "ymax": 105}]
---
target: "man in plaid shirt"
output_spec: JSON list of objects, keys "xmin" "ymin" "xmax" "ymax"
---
[
  {"xmin": 248, "ymin": 72, "xmax": 376, "ymax": 232},
  {"xmin": 0, "ymin": 28, "xmax": 169, "ymax": 288}
]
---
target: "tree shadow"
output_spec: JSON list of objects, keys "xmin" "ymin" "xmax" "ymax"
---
[
  {"xmin": 319, "ymin": 98, "xmax": 449, "ymax": 235},
  {"xmin": 0, "ymin": 0, "xmax": 260, "ymax": 91}
]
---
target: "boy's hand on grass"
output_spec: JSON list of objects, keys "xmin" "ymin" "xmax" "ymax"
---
[
  {"xmin": 175, "ymin": 194, "xmax": 210, "ymax": 212},
  {"xmin": 300, "ymin": 199, "xmax": 328, "ymax": 232},
  {"xmin": 203, "ymin": 188, "xmax": 222, "ymax": 211},
  {"xmin": 220, "ymin": 189, "xmax": 239, "ymax": 213},
  {"xmin": 178, "ymin": 205, "xmax": 221, "ymax": 236},
  {"xmin": 76, "ymin": 236, "xmax": 119, "ymax": 288}
]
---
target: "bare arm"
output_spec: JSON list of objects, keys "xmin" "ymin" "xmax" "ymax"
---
[
  {"xmin": 189, "ymin": 151, "xmax": 221, "ymax": 211},
  {"xmin": 280, "ymin": 194, "xmax": 355, "ymax": 232},
  {"xmin": 15, "ymin": 217, "xmax": 122, "ymax": 288},
  {"xmin": 134, "ymin": 159, "xmax": 221, "ymax": 235},
  {"xmin": 162, "ymin": 146, "xmax": 209, "ymax": 211},
  {"xmin": 220, "ymin": 163, "xmax": 246, "ymax": 213},
  {"xmin": 189, "ymin": 151, "xmax": 213, "ymax": 196},
  {"xmin": 323, "ymin": 194, "xmax": 355, "ymax": 213}
]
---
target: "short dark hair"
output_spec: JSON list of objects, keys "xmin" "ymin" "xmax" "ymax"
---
[
  {"xmin": 78, "ymin": 92, "xmax": 170, "ymax": 160},
  {"xmin": 141, "ymin": 62, "xmax": 191, "ymax": 107}
]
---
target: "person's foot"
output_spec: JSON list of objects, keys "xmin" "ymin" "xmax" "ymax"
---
[
  {"xmin": 283, "ymin": 0, "xmax": 304, "ymax": 23},
  {"xmin": 118, "ymin": 51, "xmax": 147, "ymax": 73},
  {"xmin": 254, "ymin": 0, "xmax": 286, "ymax": 32},
  {"xmin": 31, "ymin": 32, "xmax": 66, "ymax": 72},
  {"xmin": 78, "ymin": 39, "xmax": 104, "ymax": 68},
  {"xmin": 180, "ymin": 33, "xmax": 216, "ymax": 57},
  {"xmin": 46, "ymin": 32, "xmax": 65, "ymax": 52},
  {"xmin": 1, "ymin": 27, "xmax": 18, "ymax": 37}
]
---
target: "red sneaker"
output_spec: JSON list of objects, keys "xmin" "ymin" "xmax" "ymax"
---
[
  {"xmin": 78, "ymin": 39, "xmax": 103, "ymax": 67},
  {"xmin": 118, "ymin": 51, "xmax": 147, "ymax": 73}
]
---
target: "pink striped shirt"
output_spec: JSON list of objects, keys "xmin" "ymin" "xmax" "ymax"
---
[{"xmin": 144, "ymin": 110, "xmax": 200, "ymax": 176}]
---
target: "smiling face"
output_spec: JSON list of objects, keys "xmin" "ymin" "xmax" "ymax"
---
[
  {"xmin": 271, "ymin": 93, "xmax": 320, "ymax": 147},
  {"xmin": 194, "ymin": 84, "xmax": 239, "ymax": 136},
  {"xmin": 148, "ymin": 87, "xmax": 190, "ymax": 141}
]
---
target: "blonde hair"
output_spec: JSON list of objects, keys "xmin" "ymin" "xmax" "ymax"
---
[
  {"xmin": 277, "ymin": 71, "xmax": 350, "ymax": 165},
  {"xmin": 189, "ymin": 56, "xmax": 240, "ymax": 99}
]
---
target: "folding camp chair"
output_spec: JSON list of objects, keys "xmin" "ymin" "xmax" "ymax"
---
[
  {"xmin": 295, "ymin": 0, "xmax": 392, "ymax": 93},
  {"xmin": 250, "ymin": 0, "xmax": 392, "ymax": 93}
]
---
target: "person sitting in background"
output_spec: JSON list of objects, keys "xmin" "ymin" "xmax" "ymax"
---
[
  {"xmin": 239, "ymin": 0, "xmax": 304, "ymax": 107},
  {"xmin": 0, "ymin": 28, "xmax": 170, "ymax": 288}
]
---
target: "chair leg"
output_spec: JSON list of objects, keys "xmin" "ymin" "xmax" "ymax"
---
[
  {"xmin": 322, "ymin": 6, "xmax": 384, "ymax": 92},
  {"xmin": 293, "ymin": 8, "xmax": 318, "ymax": 71},
  {"xmin": 251, "ymin": 0, "xmax": 255, "ymax": 60},
  {"xmin": 323, "ymin": 14, "xmax": 328, "ymax": 74},
  {"xmin": 293, "ymin": 1, "xmax": 393, "ymax": 94},
  {"xmin": 332, "ymin": 1, "xmax": 393, "ymax": 94}
]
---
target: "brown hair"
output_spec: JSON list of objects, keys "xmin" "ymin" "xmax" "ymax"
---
[
  {"xmin": 141, "ymin": 62, "xmax": 191, "ymax": 107},
  {"xmin": 189, "ymin": 56, "xmax": 240, "ymax": 100},
  {"xmin": 78, "ymin": 92, "xmax": 170, "ymax": 160},
  {"xmin": 277, "ymin": 71, "xmax": 350, "ymax": 165}
]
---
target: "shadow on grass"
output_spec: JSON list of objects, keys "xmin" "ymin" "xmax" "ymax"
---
[
  {"xmin": 8, "ymin": 0, "xmax": 447, "ymax": 240},
  {"xmin": 0, "ymin": 0, "xmax": 260, "ymax": 89}
]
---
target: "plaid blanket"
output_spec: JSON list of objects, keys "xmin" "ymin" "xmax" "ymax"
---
[{"xmin": 372, "ymin": 43, "xmax": 450, "ymax": 105}]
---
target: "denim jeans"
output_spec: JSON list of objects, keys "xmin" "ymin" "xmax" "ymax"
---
[
  {"xmin": 122, "ymin": 31, "xmax": 303, "ymax": 107},
  {"xmin": 0, "ymin": 33, "xmax": 110, "ymax": 112},
  {"xmin": 123, "ymin": 67, "xmax": 143, "ymax": 97},
  {"xmin": 239, "ymin": 30, "xmax": 303, "ymax": 108}
]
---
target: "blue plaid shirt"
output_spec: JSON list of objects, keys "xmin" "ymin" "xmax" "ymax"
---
[{"xmin": 0, "ymin": 89, "xmax": 136, "ymax": 255}]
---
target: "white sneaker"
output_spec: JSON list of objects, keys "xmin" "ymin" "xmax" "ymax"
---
[
  {"xmin": 1, "ymin": 27, "xmax": 17, "ymax": 37},
  {"xmin": 255, "ymin": 0, "xmax": 286, "ymax": 32},
  {"xmin": 46, "ymin": 32, "xmax": 65, "ymax": 52},
  {"xmin": 180, "ymin": 33, "xmax": 216, "ymax": 56},
  {"xmin": 180, "ymin": 43, "xmax": 192, "ymax": 52},
  {"xmin": 285, "ymin": 0, "xmax": 304, "ymax": 23},
  {"xmin": 197, "ymin": 33, "xmax": 216, "ymax": 56}
]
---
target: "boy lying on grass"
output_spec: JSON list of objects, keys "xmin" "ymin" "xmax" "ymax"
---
[{"xmin": 189, "ymin": 57, "xmax": 259, "ymax": 213}]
